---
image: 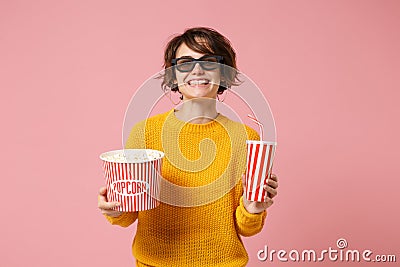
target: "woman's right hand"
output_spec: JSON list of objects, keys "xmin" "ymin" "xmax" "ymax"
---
[{"xmin": 98, "ymin": 186, "xmax": 123, "ymax": 217}]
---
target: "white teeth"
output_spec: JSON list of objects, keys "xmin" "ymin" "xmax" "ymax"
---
[{"xmin": 188, "ymin": 79, "xmax": 209, "ymax": 85}]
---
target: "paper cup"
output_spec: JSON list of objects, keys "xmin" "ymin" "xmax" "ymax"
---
[
  {"xmin": 100, "ymin": 149, "xmax": 164, "ymax": 212},
  {"xmin": 245, "ymin": 140, "xmax": 276, "ymax": 202}
]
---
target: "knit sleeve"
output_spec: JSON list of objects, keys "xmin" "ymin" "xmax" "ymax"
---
[
  {"xmin": 104, "ymin": 212, "xmax": 138, "ymax": 227},
  {"xmin": 235, "ymin": 196, "xmax": 267, "ymax": 236},
  {"xmin": 103, "ymin": 120, "xmax": 148, "ymax": 227}
]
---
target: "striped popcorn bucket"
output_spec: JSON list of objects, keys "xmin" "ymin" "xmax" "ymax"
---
[
  {"xmin": 245, "ymin": 141, "xmax": 276, "ymax": 202},
  {"xmin": 100, "ymin": 149, "xmax": 164, "ymax": 212}
]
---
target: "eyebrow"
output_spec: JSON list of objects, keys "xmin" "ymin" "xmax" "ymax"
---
[{"xmin": 177, "ymin": 55, "xmax": 212, "ymax": 59}]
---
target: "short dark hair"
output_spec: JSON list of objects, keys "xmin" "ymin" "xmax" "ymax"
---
[{"xmin": 161, "ymin": 27, "xmax": 240, "ymax": 94}]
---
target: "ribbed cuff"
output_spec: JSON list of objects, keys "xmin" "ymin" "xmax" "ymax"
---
[
  {"xmin": 104, "ymin": 212, "xmax": 132, "ymax": 227},
  {"xmin": 236, "ymin": 196, "xmax": 267, "ymax": 225}
]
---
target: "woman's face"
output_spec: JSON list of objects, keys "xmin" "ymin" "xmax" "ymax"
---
[{"xmin": 174, "ymin": 42, "xmax": 221, "ymax": 101}]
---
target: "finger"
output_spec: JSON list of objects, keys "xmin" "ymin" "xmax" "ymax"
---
[
  {"xmin": 98, "ymin": 186, "xmax": 109, "ymax": 202},
  {"xmin": 263, "ymin": 185, "xmax": 277, "ymax": 197},
  {"xmin": 99, "ymin": 186, "xmax": 107, "ymax": 196},
  {"xmin": 98, "ymin": 192, "xmax": 108, "ymax": 202},
  {"xmin": 270, "ymin": 173, "xmax": 278, "ymax": 182},
  {"xmin": 241, "ymin": 174, "xmax": 248, "ymax": 199},
  {"xmin": 267, "ymin": 178, "xmax": 278, "ymax": 189},
  {"xmin": 263, "ymin": 196, "xmax": 274, "ymax": 206},
  {"xmin": 98, "ymin": 200, "xmax": 120, "ymax": 210},
  {"xmin": 266, "ymin": 198, "xmax": 273, "ymax": 208},
  {"xmin": 241, "ymin": 173, "xmax": 246, "ymax": 191}
]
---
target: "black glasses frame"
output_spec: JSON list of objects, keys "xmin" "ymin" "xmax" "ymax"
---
[{"xmin": 171, "ymin": 55, "xmax": 224, "ymax": 72}]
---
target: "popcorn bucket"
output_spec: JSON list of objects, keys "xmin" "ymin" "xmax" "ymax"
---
[
  {"xmin": 245, "ymin": 141, "xmax": 276, "ymax": 202},
  {"xmin": 100, "ymin": 149, "xmax": 164, "ymax": 212}
]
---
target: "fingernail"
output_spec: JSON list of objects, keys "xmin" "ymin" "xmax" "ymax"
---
[{"xmin": 115, "ymin": 203, "xmax": 121, "ymax": 206}]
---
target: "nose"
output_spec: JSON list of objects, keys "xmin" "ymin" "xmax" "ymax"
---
[{"xmin": 191, "ymin": 62, "xmax": 205, "ymax": 74}]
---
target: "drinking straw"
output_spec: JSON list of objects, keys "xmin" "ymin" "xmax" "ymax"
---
[{"xmin": 247, "ymin": 114, "xmax": 264, "ymax": 140}]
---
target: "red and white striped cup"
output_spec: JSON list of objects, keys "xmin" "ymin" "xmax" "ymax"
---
[
  {"xmin": 100, "ymin": 149, "xmax": 164, "ymax": 212},
  {"xmin": 245, "ymin": 140, "xmax": 276, "ymax": 202}
]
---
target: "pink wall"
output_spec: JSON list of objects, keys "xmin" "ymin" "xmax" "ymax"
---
[{"xmin": 1, "ymin": 0, "xmax": 399, "ymax": 266}]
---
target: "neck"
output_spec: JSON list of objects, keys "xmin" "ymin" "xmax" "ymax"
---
[{"xmin": 174, "ymin": 98, "xmax": 218, "ymax": 124}]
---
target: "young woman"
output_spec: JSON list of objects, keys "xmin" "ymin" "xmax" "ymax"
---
[{"xmin": 98, "ymin": 27, "xmax": 279, "ymax": 267}]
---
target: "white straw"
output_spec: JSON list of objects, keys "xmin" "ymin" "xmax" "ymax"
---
[{"xmin": 247, "ymin": 114, "xmax": 264, "ymax": 140}]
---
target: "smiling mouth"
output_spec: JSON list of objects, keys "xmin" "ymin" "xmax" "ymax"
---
[{"xmin": 186, "ymin": 79, "xmax": 210, "ymax": 86}]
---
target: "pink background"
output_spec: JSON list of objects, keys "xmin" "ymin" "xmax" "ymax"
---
[{"xmin": 1, "ymin": 0, "xmax": 399, "ymax": 266}]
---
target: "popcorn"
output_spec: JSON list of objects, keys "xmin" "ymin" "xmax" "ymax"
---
[{"xmin": 101, "ymin": 149, "xmax": 163, "ymax": 163}]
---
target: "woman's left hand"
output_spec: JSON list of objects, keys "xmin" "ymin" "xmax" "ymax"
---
[{"xmin": 242, "ymin": 173, "xmax": 278, "ymax": 214}]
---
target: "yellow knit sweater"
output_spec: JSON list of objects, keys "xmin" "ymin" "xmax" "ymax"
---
[{"xmin": 105, "ymin": 109, "xmax": 267, "ymax": 266}]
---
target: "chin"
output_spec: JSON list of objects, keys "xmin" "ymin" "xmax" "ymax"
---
[
  {"xmin": 183, "ymin": 95, "xmax": 216, "ymax": 101},
  {"xmin": 181, "ymin": 84, "xmax": 218, "ymax": 100}
]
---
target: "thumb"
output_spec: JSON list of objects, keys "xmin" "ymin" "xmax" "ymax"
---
[
  {"xmin": 99, "ymin": 186, "xmax": 107, "ymax": 196},
  {"xmin": 242, "ymin": 173, "xmax": 247, "ymax": 200},
  {"xmin": 241, "ymin": 173, "xmax": 247, "ymax": 194}
]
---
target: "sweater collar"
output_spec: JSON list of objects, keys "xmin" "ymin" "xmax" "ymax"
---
[{"xmin": 164, "ymin": 109, "xmax": 229, "ymax": 133}]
